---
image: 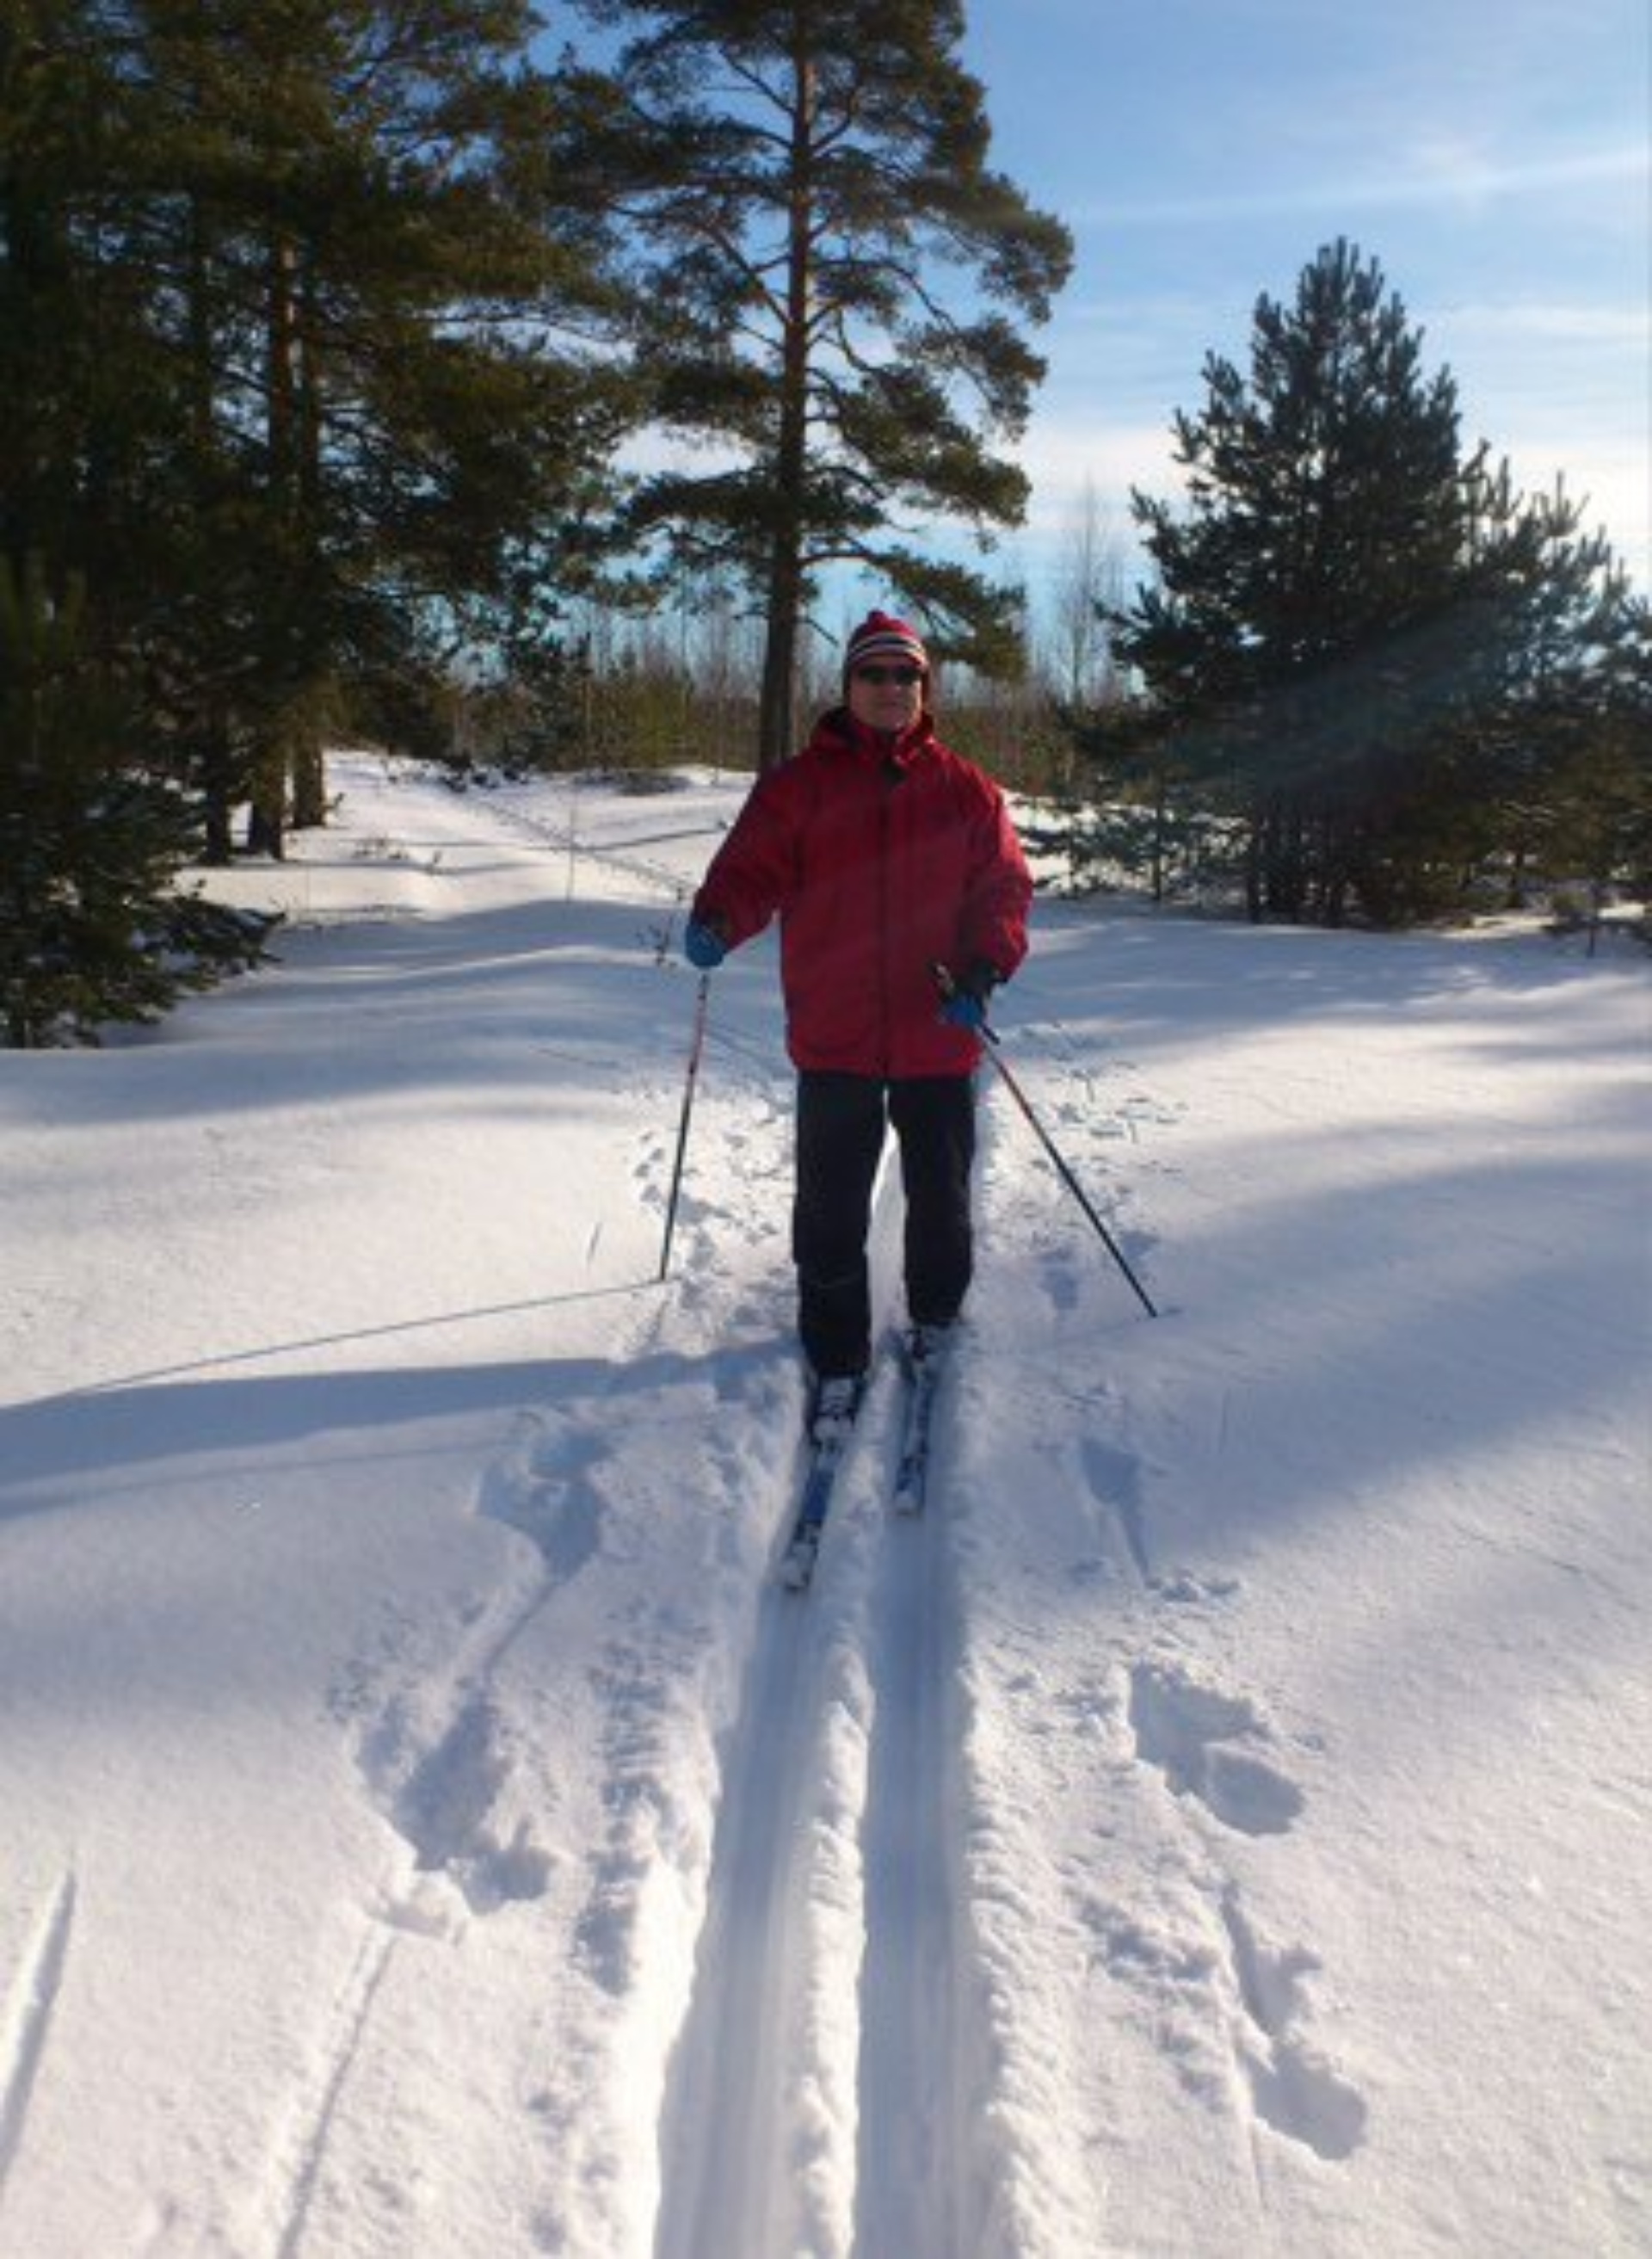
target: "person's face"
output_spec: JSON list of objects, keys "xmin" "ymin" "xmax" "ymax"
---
[{"xmin": 848, "ymin": 657, "xmax": 926, "ymax": 733}]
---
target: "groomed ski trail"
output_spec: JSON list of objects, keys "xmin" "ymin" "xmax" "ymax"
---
[
  {"xmin": 652, "ymin": 1560, "xmax": 855, "ymax": 2258},
  {"xmin": 656, "ymin": 1155, "xmax": 986, "ymax": 2259},
  {"xmin": 853, "ymin": 1395, "xmax": 974, "ymax": 2257},
  {"xmin": 654, "ymin": 1370, "xmax": 981, "ymax": 2259}
]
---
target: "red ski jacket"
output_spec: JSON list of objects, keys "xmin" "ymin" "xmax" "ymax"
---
[{"xmin": 693, "ymin": 707, "xmax": 1032, "ymax": 1078}]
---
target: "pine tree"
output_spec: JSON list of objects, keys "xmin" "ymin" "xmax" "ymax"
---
[
  {"xmin": 0, "ymin": 555, "xmax": 269, "ymax": 1045},
  {"xmin": 559, "ymin": 0, "xmax": 1071, "ymax": 766},
  {"xmin": 1115, "ymin": 241, "xmax": 1476, "ymax": 919},
  {"xmin": 4, "ymin": 2, "xmax": 627, "ymax": 857},
  {"xmin": 1113, "ymin": 239, "xmax": 1644, "ymax": 924},
  {"xmin": 124, "ymin": 0, "xmax": 629, "ymax": 855},
  {"xmin": 2, "ymin": 3, "xmax": 630, "ymax": 1033},
  {"xmin": 1464, "ymin": 478, "xmax": 1652, "ymax": 904}
]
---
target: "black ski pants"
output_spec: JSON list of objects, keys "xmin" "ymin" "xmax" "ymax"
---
[{"xmin": 792, "ymin": 1069, "xmax": 977, "ymax": 1379}]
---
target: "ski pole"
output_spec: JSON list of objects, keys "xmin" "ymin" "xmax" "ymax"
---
[
  {"xmin": 936, "ymin": 966, "xmax": 1158, "ymax": 1318},
  {"xmin": 658, "ymin": 970, "xmax": 711, "ymax": 1283}
]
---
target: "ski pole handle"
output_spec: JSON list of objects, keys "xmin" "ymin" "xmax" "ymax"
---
[{"xmin": 931, "ymin": 960, "xmax": 1001, "ymax": 1043}]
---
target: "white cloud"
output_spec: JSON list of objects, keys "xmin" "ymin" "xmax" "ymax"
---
[
  {"xmin": 1063, "ymin": 142, "xmax": 1649, "ymax": 231},
  {"xmin": 1008, "ymin": 394, "xmax": 1649, "ymax": 598}
]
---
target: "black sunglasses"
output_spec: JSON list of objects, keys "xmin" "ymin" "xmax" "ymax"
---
[{"xmin": 854, "ymin": 665, "xmax": 923, "ymax": 687}]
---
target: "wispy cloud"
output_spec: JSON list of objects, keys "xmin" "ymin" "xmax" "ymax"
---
[
  {"xmin": 1012, "ymin": 337, "xmax": 1649, "ymax": 590},
  {"xmin": 1069, "ymin": 142, "xmax": 1649, "ymax": 230},
  {"xmin": 1427, "ymin": 299, "xmax": 1650, "ymax": 348}
]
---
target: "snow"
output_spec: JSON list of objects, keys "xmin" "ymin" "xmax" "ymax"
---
[{"xmin": 2, "ymin": 751, "xmax": 1649, "ymax": 2259}]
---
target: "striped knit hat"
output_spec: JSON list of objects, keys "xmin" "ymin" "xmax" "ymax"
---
[{"xmin": 843, "ymin": 610, "xmax": 929, "ymax": 682}]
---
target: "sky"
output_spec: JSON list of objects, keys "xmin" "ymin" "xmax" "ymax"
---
[{"xmin": 958, "ymin": 0, "xmax": 1650, "ymax": 604}]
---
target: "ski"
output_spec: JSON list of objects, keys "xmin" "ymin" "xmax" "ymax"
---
[
  {"xmin": 780, "ymin": 1377, "xmax": 865, "ymax": 1590},
  {"xmin": 778, "ymin": 1331, "xmax": 949, "ymax": 1585},
  {"xmin": 891, "ymin": 1327, "xmax": 949, "ymax": 1515}
]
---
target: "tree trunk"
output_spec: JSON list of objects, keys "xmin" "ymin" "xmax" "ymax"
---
[
  {"xmin": 291, "ymin": 725, "xmax": 327, "ymax": 829},
  {"xmin": 199, "ymin": 703, "xmax": 235, "ymax": 865},
  {"xmin": 755, "ymin": 44, "xmax": 817, "ymax": 773},
  {"xmin": 1244, "ymin": 818, "xmax": 1264, "ymax": 922},
  {"xmin": 246, "ymin": 738, "xmax": 287, "ymax": 858},
  {"xmin": 267, "ymin": 231, "xmax": 299, "ymax": 493},
  {"xmin": 757, "ymin": 584, "xmax": 801, "ymax": 771},
  {"xmin": 250, "ymin": 232, "xmax": 301, "ymax": 858},
  {"xmin": 289, "ymin": 272, "xmax": 329, "ymax": 834}
]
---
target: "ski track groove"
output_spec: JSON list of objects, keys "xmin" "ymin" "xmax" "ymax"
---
[
  {"xmin": 653, "ymin": 1560, "xmax": 828, "ymax": 2259},
  {"xmin": 854, "ymin": 1447, "xmax": 965, "ymax": 2259},
  {"xmin": 0, "ymin": 1869, "xmax": 77, "ymax": 2202},
  {"xmin": 656, "ymin": 1175, "xmax": 920, "ymax": 2259},
  {"xmin": 269, "ymin": 1922, "xmax": 398, "ymax": 2259},
  {"xmin": 655, "ymin": 1386, "xmax": 971, "ymax": 2259}
]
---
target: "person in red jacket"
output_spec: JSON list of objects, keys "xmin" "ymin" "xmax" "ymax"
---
[{"xmin": 684, "ymin": 610, "xmax": 1032, "ymax": 1430}]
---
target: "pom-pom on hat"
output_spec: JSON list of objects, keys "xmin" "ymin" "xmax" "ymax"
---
[{"xmin": 844, "ymin": 610, "xmax": 929, "ymax": 682}]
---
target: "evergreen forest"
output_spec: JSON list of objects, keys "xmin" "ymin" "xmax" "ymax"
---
[{"xmin": 3, "ymin": 3, "xmax": 1647, "ymax": 1041}]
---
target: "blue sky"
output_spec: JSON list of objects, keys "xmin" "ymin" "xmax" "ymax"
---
[{"xmin": 959, "ymin": 0, "xmax": 1650, "ymax": 603}]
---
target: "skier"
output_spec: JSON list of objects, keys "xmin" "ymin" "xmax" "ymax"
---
[{"xmin": 683, "ymin": 610, "xmax": 1032, "ymax": 1438}]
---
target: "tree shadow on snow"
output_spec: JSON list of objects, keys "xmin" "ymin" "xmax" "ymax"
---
[{"xmin": 0, "ymin": 1327, "xmax": 709, "ymax": 1516}]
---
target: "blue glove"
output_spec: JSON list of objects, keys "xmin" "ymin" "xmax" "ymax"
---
[
  {"xmin": 940, "ymin": 988, "xmax": 987, "ymax": 1030},
  {"xmin": 684, "ymin": 917, "xmax": 728, "ymax": 970},
  {"xmin": 938, "ymin": 958, "xmax": 1000, "ymax": 1030}
]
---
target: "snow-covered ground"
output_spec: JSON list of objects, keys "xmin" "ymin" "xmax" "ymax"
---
[{"xmin": 2, "ymin": 753, "xmax": 1648, "ymax": 2259}]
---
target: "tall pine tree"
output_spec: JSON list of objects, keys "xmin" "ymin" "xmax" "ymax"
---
[
  {"xmin": 117, "ymin": 0, "xmax": 628, "ymax": 855},
  {"xmin": 1117, "ymin": 241, "xmax": 1474, "ymax": 920},
  {"xmin": 1114, "ymin": 239, "xmax": 1643, "ymax": 924},
  {"xmin": 2, "ymin": 3, "xmax": 631, "ymax": 1037},
  {"xmin": 560, "ymin": 0, "xmax": 1071, "ymax": 766}
]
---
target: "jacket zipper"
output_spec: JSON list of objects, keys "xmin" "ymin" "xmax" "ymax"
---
[{"xmin": 877, "ymin": 776, "xmax": 894, "ymax": 1076}]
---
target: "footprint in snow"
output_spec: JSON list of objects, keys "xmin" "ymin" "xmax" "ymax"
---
[
  {"xmin": 480, "ymin": 1415, "xmax": 607, "ymax": 1582},
  {"xmin": 344, "ymin": 1419, "xmax": 595, "ymax": 1921},
  {"xmin": 1079, "ymin": 1435, "xmax": 1153, "ymax": 1586},
  {"xmin": 391, "ymin": 1694, "xmax": 553, "ymax": 1914},
  {"xmin": 1221, "ymin": 1889, "xmax": 1368, "ymax": 2162},
  {"xmin": 1037, "ymin": 1243, "xmax": 1082, "ymax": 1315},
  {"xmin": 1150, "ymin": 1571, "xmax": 1243, "ymax": 1608},
  {"xmin": 1127, "ymin": 1661, "xmax": 1305, "ymax": 1836}
]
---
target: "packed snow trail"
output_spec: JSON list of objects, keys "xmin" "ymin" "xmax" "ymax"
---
[
  {"xmin": 653, "ymin": 1573, "xmax": 841, "ymax": 2257},
  {"xmin": 656, "ymin": 1344, "xmax": 980, "ymax": 2259},
  {"xmin": 853, "ymin": 1431, "xmax": 971, "ymax": 2258},
  {"xmin": 656, "ymin": 1176, "xmax": 906, "ymax": 2259}
]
